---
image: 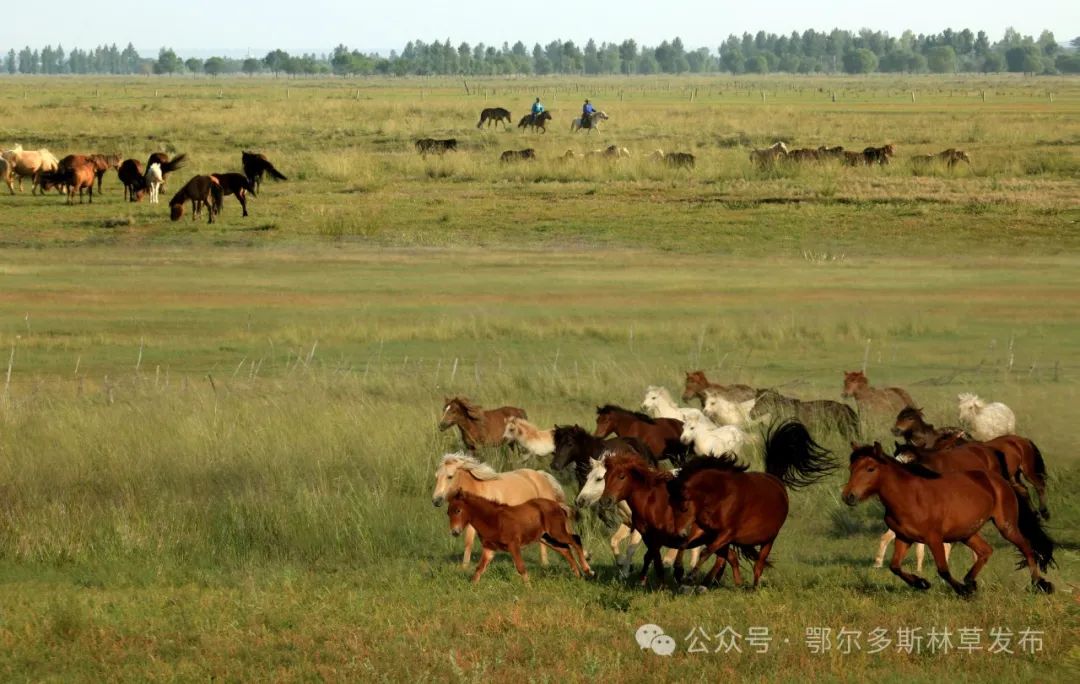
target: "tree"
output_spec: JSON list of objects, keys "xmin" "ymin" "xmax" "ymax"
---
[
  {"xmin": 745, "ymin": 54, "xmax": 768, "ymax": 73},
  {"xmin": 242, "ymin": 58, "xmax": 260, "ymax": 76},
  {"xmin": 204, "ymin": 57, "xmax": 226, "ymax": 76},
  {"xmin": 1036, "ymin": 30, "xmax": 1059, "ymax": 57},
  {"xmin": 1056, "ymin": 53, "xmax": 1080, "ymax": 74},
  {"xmin": 264, "ymin": 49, "xmax": 290, "ymax": 77},
  {"xmin": 926, "ymin": 45, "xmax": 958, "ymax": 73},
  {"xmin": 842, "ymin": 48, "xmax": 878, "ymax": 74},
  {"xmin": 185, "ymin": 57, "xmax": 203, "ymax": 74},
  {"xmin": 154, "ymin": 48, "xmax": 180, "ymax": 75},
  {"xmin": 981, "ymin": 51, "xmax": 1006, "ymax": 72},
  {"xmin": 618, "ymin": 39, "xmax": 637, "ymax": 74},
  {"xmin": 1005, "ymin": 45, "xmax": 1042, "ymax": 73},
  {"xmin": 5, "ymin": 49, "xmax": 14, "ymax": 74}
]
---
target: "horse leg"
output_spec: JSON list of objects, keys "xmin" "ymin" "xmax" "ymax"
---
[
  {"xmin": 238, "ymin": 191, "xmax": 248, "ymax": 217},
  {"xmin": 460, "ymin": 524, "xmax": 476, "ymax": 568},
  {"xmin": 539, "ymin": 541, "xmax": 549, "ymax": 567},
  {"xmin": 991, "ymin": 506, "xmax": 1054, "ymax": 593},
  {"xmin": 874, "ymin": 529, "xmax": 894, "ymax": 568},
  {"xmin": 638, "ymin": 545, "xmax": 657, "ymax": 586},
  {"xmin": 889, "ymin": 539, "xmax": 930, "ymax": 590},
  {"xmin": 471, "ymin": 547, "xmax": 495, "ymax": 583},
  {"xmin": 1020, "ymin": 461, "xmax": 1050, "ymax": 519},
  {"xmin": 509, "ymin": 545, "xmax": 530, "ymax": 584},
  {"xmin": 727, "ymin": 546, "xmax": 743, "ymax": 586},
  {"xmin": 750, "ymin": 542, "xmax": 773, "ymax": 588},
  {"xmin": 960, "ymin": 533, "xmax": 992, "ymax": 592},
  {"xmin": 543, "ymin": 540, "xmax": 580, "ymax": 577},
  {"xmin": 927, "ymin": 536, "xmax": 969, "ymax": 595},
  {"xmin": 619, "ymin": 528, "xmax": 642, "ymax": 578},
  {"xmin": 609, "ymin": 525, "xmax": 630, "ymax": 564},
  {"xmin": 688, "ymin": 533, "xmax": 733, "ymax": 585}
]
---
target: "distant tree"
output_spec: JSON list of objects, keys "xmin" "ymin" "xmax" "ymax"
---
[
  {"xmin": 745, "ymin": 54, "xmax": 769, "ymax": 73},
  {"xmin": 1005, "ymin": 45, "xmax": 1042, "ymax": 73},
  {"xmin": 204, "ymin": 57, "xmax": 226, "ymax": 76},
  {"xmin": 154, "ymin": 48, "xmax": 180, "ymax": 75},
  {"xmin": 242, "ymin": 58, "xmax": 260, "ymax": 76},
  {"xmin": 5, "ymin": 49, "xmax": 15, "ymax": 74},
  {"xmin": 1036, "ymin": 30, "xmax": 1059, "ymax": 57},
  {"xmin": 184, "ymin": 57, "xmax": 203, "ymax": 74},
  {"xmin": 926, "ymin": 45, "xmax": 958, "ymax": 73},
  {"xmin": 1071, "ymin": 36, "xmax": 1080, "ymax": 50},
  {"xmin": 618, "ymin": 39, "xmax": 638, "ymax": 74},
  {"xmin": 1056, "ymin": 53, "xmax": 1080, "ymax": 74},
  {"xmin": 264, "ymin": 49, "xmax": 290, "ymax": 77},
  {"xmin": 842, "ymin": 48, "xmax": 877, "ymax": 74},
  {"xmin": 982, "ymin": 51, "xmax": 1006, "ymax": 72}
]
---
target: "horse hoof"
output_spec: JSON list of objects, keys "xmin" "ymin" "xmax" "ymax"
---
[
  {"xmin": 956, "ymin": 584, "xmax": 976, "ymax": 598},
  {"xmin": 913, "ymin": 578, "xmax": 931, "ymax": 591},
  {"xmin": 1034, "ymin": 579, "xmax": 1054, "ymax": 594},
  {"xmin": 872, "ymin": 562, "xmax": 884, "ymax": 569}
]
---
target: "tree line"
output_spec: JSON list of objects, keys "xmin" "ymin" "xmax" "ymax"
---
[{"xmin": 4, "ymin": 29, "xmax": 1079, "ymax": 77}]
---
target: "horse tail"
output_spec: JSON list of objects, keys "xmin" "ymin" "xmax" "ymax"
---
[
  {"xmin": 540, "ymin": 471, "xmax": 567, "ymax": 504},
  {"xmin": 1030, "ymin": 441, "xmax": 1047, "ymax": 478},
  {"xmin": 734, "ymin": 544, "xmax": 772, "ymax": 568},
  {"xmin": 763, "ymin": 420, "xmax": 835, "ymax": 490},
  {"xmin": 264, "ymin": 162, "xmax": 287, "ymax": 181},
  {"xmin": 160, "ymin": 153, "xmax": 187, "ymax": 175},
  {"xmin": 1013, "ymin": 485, "xmax": 1055, "ymax": 572}
]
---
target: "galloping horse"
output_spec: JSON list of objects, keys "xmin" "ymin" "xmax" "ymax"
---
[
  {"xmin": 570, "ymin": 110, "xmax": 609, "ymax": 133},
  {"xmin": 438, "ymin": 396, "xmax": 527, "ymax": 452},
  {"xmin": 477, "ymin": 107, "xmax": 512, "ymax": 129},
  {"xmin": 682, "ymin": 370, "xmax": 757, "ymax": 405},
  {"xmin": 843, "ymin": 443, "xmax": 1054, "ymax": 595},
  {"xmin": 551, "ymin": 424, "xmax": 650, "ymax": 486},
  {"xmin": 593, "ymin": 405, "xmax": 688, "ymax": 466},
  {"xmin": 841, "ymin": 370, "xmax": 915, "ymax": 416},
  {"xmin": 517, "ymin": 111, "xmax": 553, "ymax": 133},
  {"xmin": 749, "ymin": 389, "xmax": 860, "ymax": 440}
]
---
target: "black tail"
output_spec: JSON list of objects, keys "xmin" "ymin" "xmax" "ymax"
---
[
  {"xmin": 763, "ymin": 420, "xmax": 834, "ymax": 489},
  {"xmin": 1014, "ymin": 488, "xmax": 1055, "ymax": 572},
  {"xmin": 159, "ymin": 153, "xmax": 187, "ymax": 175},
  {"xmin": 264, "ymin": 161, "xmax": 287, "ymax": 181},
  {"xmin": 734, "ymin": 544, "xmax": 773, "ymax": 568},
  {"xmin": 991, "ymin": 450, "xmax": 1011, "ymax": 481},
  {"xmin": 1031, "ymin": 442, "xmax": 1047, "ymax": 478},
  {"xmin": 210, "ymin": 183, "xmax": 224, "ymax": 215}
]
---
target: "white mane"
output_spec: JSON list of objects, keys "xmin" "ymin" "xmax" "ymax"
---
[{"xmin": 440, "ymin": 452, "xmax": 499, "ymax": 481}]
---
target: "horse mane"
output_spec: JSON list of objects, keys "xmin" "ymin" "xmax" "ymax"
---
[
  {"xmin": 442, "ymin": 452, "xmax": 499, "ymax": 480},
  {"xmin": 596, "ymin": 404, "xmax": 656, "ymax": 424},
  {"xmin": 448, "ymin": 396, "xmax": 485, "ymax": 422},
  {"xmin": 851, "ymin": 444, "xmax": 942, "ymax": 479},
  {"xmin": 896, "ymin": 406, "xmax": 926, "ymax": 422},
  {"xmin": 553, "ymin": 424, "xmax": 588, "ymax": 448},
  {"xmin": 675, "ymin": 454, "xmax": 749, "ymax": 479},
  {"xmin": 605, "ymin": 453, "xmax": 671, "ymax": 481},
  {"xmin": 900, "ymin": 461, "xmax": 943, "ymax": 479}
]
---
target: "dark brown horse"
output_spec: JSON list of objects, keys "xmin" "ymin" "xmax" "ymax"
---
[
  {"xmin": 594, "ymin": 405, "xmax": 688, "ymax": 466},
  {"xmin": 477, "ymin": 107, "xmax": 512, "ymax": 129},
  {"xmin": 242, "ymin": 151, "xmax": 287, "ymax": 192},
  {"xmin": 750, "ymin": 389, "xmax": 859, "ymax": 440},
  {"xmin": 438, "ymin": 396, "xmax": 527, "ymax": 452},
  {"xmin": 663, "ymin": 152, "xmax": 696, "ymax": 169},
  {"xmin": 682, "ymin": 370, "xmax": 756, "ymax": 404},
  {"xmin": 551, "ymin": 424, "xmax": 651, "ymax": 487},
  {"xmin": 892, "ymin": 406, "xmax": 967, "ymax": 450},
  {"xmin": 145, "ymin": 152, "xmax": 187, "ymax": 184},
  {"xmin": 843, "ymin": 443, "xmax": 1054, "ymax": 595},
  {"xmin": 415, "ymin": 138, "xmax": 458, "ymax": 155},
  {"xmin": 210, "ymin": 173, "xmax": 256, "ymax": 217},
  {"xmin": 842, "ymin": 370, "xmax": 915, "ymax": 416},
  {"xmin": 672, "ymin": 421, "xmax": 834, "ymax": 588},
  {"xmin": 517, "ymin": 111, "xmax": 553, "ymax": 133},
  {"xmin": 500, "ymin": 148, "xmax": 536, "ymax": 162},
  {"xmin": 863, "ymin": 144, "xmax": 895, "ymax": 165},
  {"xmin": 446, "ymin": 491, "xmax": 592, "ymax": 584},
  {"xmin": 117, "ymin": 159, "xmax": 146, "ymax": 201},
  {"xmin": 169, "ymin": 175, "xmax": 222, "ymax": 224}
]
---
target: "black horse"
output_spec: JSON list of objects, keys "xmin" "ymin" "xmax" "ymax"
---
[
  {"xmin": 551, "ymin": 425, "xmax": 651, "ymax": 487},
  {"xmin": 415, "ymin": 138, "xmax": 458, "ymax": 156},
  {"xmin": 476, "ymin": 107, "xmax": 512, "ymax": 129},
  {"xmin": 241, "ymin": 151, "xmax": 287, "ymax": 193}
]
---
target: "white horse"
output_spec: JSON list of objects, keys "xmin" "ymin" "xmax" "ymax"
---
[
  {"xmin": 502, "ymin": 416, "xmax": 554, "ymax": 459},
  {"xmin": 680, "ymin": 412, "xmax": 753, "ymax": 457},
  {"xmin": 702, "ymin": 388, "xmax": 757, "ymax": 427},
  {"xmin": 575, "ymin": 456, "xmax": 698, "ymax": 577},
  {"xmin": 957, "ymin": 393, "xmax": 1016, "ymax": 441},
  {"xmin": 145, "ymin": 163, "xmax": 164, "ymax": 204},
  {"xmin": 571, "ymin": 110, "xmax": 609, "ymax": 133},
  {"xmin": 641, "ymin": 386, "xmax": 701, "ymax": 422}
]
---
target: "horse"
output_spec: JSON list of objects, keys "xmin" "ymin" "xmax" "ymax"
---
[
  {"xmin": 749, "ymin": 142, "xmax": 788, "ymax": 167},
  {"xmin": 749, "ymin": 389, "xmax": 860, "ymax": 440},
  {"xmin": 570, "ymin": 110, "xmax": 609, "ymax": 133},
  {"xmin": 432, "ymin": 452, "xmax": 565, "ymax": 568},
  {"xmin": 842, "ymin": 150, "xmax": 866, "ymax": 166},
  {"xmin": 2, "ymin": 145, "xmax": 60, "ymax": 194},
  {"xmin": 958, "ymin": 393, "xmax": 1016, "ymax": 441},
  {"xmin": 892, "ymin": 406, "xmax": 967, "ymax": 450},
  {"xmin": 551, "ymin": 424, "xmax": 651, "ymax": 487},
  {"xmin": 210, "ymin": 173, "xmax": 256, "ymax": 217},
  {"xmin": 446, "ymin": 491, "xmax": 590, "ymax": 584},
  {"xmin": 502, "ymin": 416, "xmax": 554, "ymax": 459},
  {"xmin": 500, "ymin": 149, "xmax": 536, "ymax": 162},
  {"xmin": 89, "ymin": 154, "xmax": 121, "ymax": 193},
  {"xmin": 415, "ymin": 138, "xmax": 457, "ymax": 156},
  {"xmin": 817, "ymin": 145, "xmax": 845, "ymax": 160},
  {"xmin": 145, "ymin": 163, "xmax": 164, "ymax": 203},
  {"xmin": 863, "ymin": 144, "xmax": 895, "ymax": 165},
  {"xmin": 682, "ymin": 370, "xmax": 757, "ymax": 405},
  {"xmin": 841, "ymin": 370, "xmax": 915, "ymax": 416},
  {"xmin": 0, "ymin": 158, "xmax": 10, "ymax": 193},
  {"xmin": 168, "ymin": 175, "xmax": 223, "ymax": 224},
  {"xmin": 117, "ymin": 159, "xmax": 146, "ymax": 201},
  {"xmin": 590, "ymin": 144, "xmax": 629, "ymax": 159},
  {"xmin": 477, "ymin": 107, "xmax": 512, "ymax": 129},
  {"xmin": 241, "ymin": 151, "xmax": 287, "ymax": 193},
  {"xmin": 594, "ymin": 405, "xmax": 688, "ymax": 466},
  {"xmin": 38, "ymin": 161, "xmax": 96, "ymax": 204},
  {"xmin": 843, "ymin": 442, "xmax": 1054, "ymax": 595},
  {"xmin": 650, "ymin": 150, "xmax": 695, "ymax": 169},
  {"xmin": 913, "ymin": 149, "xmax": 971, "ymax": 170},
  {"xmin": 145, "ymin": 152, "xmax": 186, "ymax": 185},
  {"xmin": 787, "ymin": 148, "xmax": 822, "ymax": 163},
  {"xmin": 641, "ymin": 386, "xmax": 701, "ymax": 422},
  {"xmin": 517, "ymin": 111, "xmax": 552, "ymax": 133},
  {"xmin": 701, "ymin": 389, "xmax": 758, "ymax": 428},
  {"xmin": 679, "ymin": 412, "xmax": 754, "ymax": 458},
  {"xmin": 672, "ymin": 421, "xmax": 834, "ymax": 588},
  {"xmin": 438, "ymin": 396, "xmax": 527, "ymax": 452}
]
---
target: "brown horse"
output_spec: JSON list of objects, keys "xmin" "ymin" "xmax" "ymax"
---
[
  {"xmin": 39, "ymin": 162, "xmax": 97, "ymax": 204},
  {"xmin": 673, "ymin": 421, "xmax": 834, "ymax": 589},
  {"xmin": 517, "ymin": 111, "xmax": 553, "ymax": 133},
  {"xmin": 415, "ymin": 138, "xmax": 458, "ymax": 156},
  {"xmin": 210, "ymin": 173, "xmax": 256, "ymax": 217},
  {"xmin": 117, "ymin": 159, "xmax": 146, "ymax": 201},
  {"xmin": 500, "ymin": 148, "xmax": 536, "ymax": 162},
  {"xmin": 89, "ymin": 154, "xmax": 121, "ymax": 193},
  {"xmin": 551, "ymin": 424, "xmax": 651, "ymax": 487},
  {"xmin": 843, "ymin": 443, "xmax": 1054, "ymax": 595},
  {"xmin": 594, "ymin": 405, "xmax": 688, "ymax": 466},
  {"xmin": 892, "ymin": 406, "xmax": 967, "ymax": 450},
  {"xmin": 682, "ymin": 370, "xmax": 756, "ymax": 404},
  {"xmin": 446, "ymin": 491, "xmax": 592, "ymax": 584},
  {"xmin": 863, "ymin": 144, "xmax": 895, "ymax": 165},
  {"xmin": 477, "ymin": 107, "xmax": 512, "ymax": 129},
  {"xmin": 242, "ymin": 151, "xmax": 287, "ymax": 193},
  {"xmin": 169, "ymin": 175, "xmax": 223, "ymax": 224},
  {"xmin": 842, "ymin": 370, "xmax": 915, "ymax": 416},
  {"xmin": 438, "ymin": 396, "xmax": 527, "ymax": 452}
]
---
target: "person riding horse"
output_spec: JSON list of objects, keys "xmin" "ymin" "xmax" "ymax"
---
[
  {"xmin": 530, "ymin": 98, "xmax": 545, "ymax": 125},
  {"xmin": 582, "ymin": 99, "xmax": 596, "ymax": 129}
]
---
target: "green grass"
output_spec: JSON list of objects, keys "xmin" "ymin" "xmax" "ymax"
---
[{"xmin": 0, "ymin": 74, "xmax": 1078, "ymax": 680}]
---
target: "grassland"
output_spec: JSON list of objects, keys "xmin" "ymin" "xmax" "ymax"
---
[{"xmin": 0, "ymin": 74, "xmax": 1078, "ymax": 681}]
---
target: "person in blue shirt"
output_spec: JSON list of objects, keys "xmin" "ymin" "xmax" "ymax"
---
[
  {"xmin": 582, "ymin": 99, "xmax": 596, "ymax": 128},
  {"xmin": 531, "ymin": 97, "xmax": 544, "ymax": 124}
]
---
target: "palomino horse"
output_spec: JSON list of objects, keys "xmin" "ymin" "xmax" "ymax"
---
[
  {"xmin": 502, "ymin": 416, "xmax": 555, "ymax": 459},
  {"xmin": 594, "ymin": 405, "xmax": 688, "ymax": 466},
  {"xmin": 2, "ymin": 145, "xmax": 60, "ymax": 194},
  {"xmin": 843, "ymin": 443, "xmax": 1054, "ymax": 595},
  {"xmin": 749, "ymin": 389, "xmax": 860, "ymax": 440},
  {"xmin": 446, "ymin": 491, "xmax": 591, "ymax": 584},
  {"xmin": 169, "ymin": 175, "xmax": 223, "ymax": 224},
  {"xmin": 673, "ymin": 421, "xmax": 834, "ymax": 589},
  {"xmin": 432, "ymin": 452, "xmax": 564, "ymax": 567},
  {"xmin": 570, "ymin": 110, "xmax": 609, "ymax": 133},
  {"xmin": 476, "ymin": 107, "xmax": 512, "ymax": 129},
  {"xmin": 841, "ymin": 370, "xmax": 915, "ymax": 416},
  {"xmin": 438, "ymin": 396, "xmax": 527, "ymax": 452},
  {"xmin": 517, "ymin": 111, "xmax": 553, "ymax": 133},
  {"xmin": 242, "ymin": 151, "xmax": 287, "ymax": 192},
  {"xmin": 210, "ymin": 173, "xmax": 256, "ymax": 217}
]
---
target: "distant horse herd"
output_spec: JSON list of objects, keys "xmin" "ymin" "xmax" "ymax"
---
[
  {"xmin": 432, "ymin": 369, "xmax": 1054, "ymax": 597},
  {"xmin": 750, "ymin": 141, "xmax": 971, "ymax": 169},
  {"xmin": 2, "ymin": 145, "xmax": 287, "ymax": 223}
]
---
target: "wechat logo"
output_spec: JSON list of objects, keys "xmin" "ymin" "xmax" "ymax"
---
[{"xmin": 636, "ymin": 624, "xmax": 677, "ymax": 656}]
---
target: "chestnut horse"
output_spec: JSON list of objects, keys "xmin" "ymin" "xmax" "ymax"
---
[
  {"xmin": 843, "ymin": 443, "xmax": 1054, "ymax": 595},
  {"xmin": 40, "ymin": 156, "xmax": 97, "ymax": 204},
  {"xmin": 841, "ymin": 370, "xmax": 915, "ymax": 416},
  {"xmin": 593, "ymin": 405, "xmax": 688, "ymax": 466},
  {"xmin": 89, "ymin": 154, "xmax": 121, "ymax": 193},
  {"xmin": 446, "ymin": 491, "xmax": 591, "ymax": 584},
  {"xmin": 551, "ymin": 424, "xmax": 651, "ymax": 486},
  {"xmin": 169, "ymin": 175, "xmax": 223, "ymax": 224},
  {"xmin": 432, "ymin": 452, "xmax": 564, "ymax": 567},
  {"xmin": 672, "ymin": 421, "xmax": 835, "ymax": 589},
  {"xmin": 438, "ymin": 396, "xmax": 527, "ymax": 452},
  {"xmin": 681, "ymin": 370, "xmax": 756, "ymax": 405}
]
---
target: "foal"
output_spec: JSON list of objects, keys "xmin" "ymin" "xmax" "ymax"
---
[{"xmin": 446, "ymin": 491, "xmax": 592, "ymax": 584}]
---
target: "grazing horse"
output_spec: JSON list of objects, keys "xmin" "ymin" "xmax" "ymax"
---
[
  {"xmin": 551, "ymin": 424, "xmax": 651, "ymax": 486},
  {"xmin": 842, "ymin": 150, "xmax": 866, "ymax": 166},
  {"xmin": 438, "ymin": 396, "xmax": 527, "ymax": 452},
  {"xmin": 415, "ymin": 138, "xmax": 458, "ymax": 156},
  {"xmin": 210, "ymin": 173, "xmax": 256, "ymax": 217},
  {"xmin": 169, "ymin": 175, "xmax": 223, "ymax": 224},
  {"xmin": 502, "ymin": 416, "xmax": 555, "ymax": 459},
  {"xmin": 673, "ymin": 421, "xmax": 835, "ymax": 589},
  {"xmin": 39, "ymin": 160, "xmax": 96, "ymax": 204},
  {"xmin": 431, "ymin": 452, "xmax": 565, "ymax": 568},
  {"xmin": 749, "ymin": 389, "xmax": 860, "ymax": 440},
  {"xmin": 594, "ymin": 405, "xmax": 688, "ymax": 466},
  {"xmin": 749, "ymin": 142, "xmax": 789, "ymax": 167},
  {"xmin": 570, "ymin": 110, "xmax": 609, "ymax": 133},
  {"xmin": 241, "ymin": 151, "xmax": 287, "ymax": 192},
  {"xmin": 118, "ymin": 159, "xmax": 146, "ymax": 201},
  {"xmin": 517, "ymin": 111, "xmax": 553, "ymax": 133},
  {"xmin": 817, "ymin": 146, "xmax": 845, "ymax": 160},
  {"xmin": 590, "ymin": 144, "xmax": 630, "ymax": 159},
  {"xmin": 89, "ymin": 154, "xmax": 121, "ymax": 193},
  {"xmin": 863, "ymin": 144, "xmax": 895, "ymax": 165},
  {"xmin": 679, "ymin": 412, "xmax": 753, "ymax": 458},
  {"xmin": 957, "ymin": 393, "xmax": 1016, "ymax": 441},
  {"xmin": 445, "ymin": 491, "xmax": 591, "ymax": 584},
  {"xmin": 682, "ymin": 370, "xmax": 757, "ymax": 405},
  {"xmin": 841, "ymin": 370, "xmax": 915, "ymax": 416},
  {"xmin": 477, "ymin": 107, "xmax": 512, "ymax": 129},
  {"xmin": 2, "ymin": 145, "xmax": 60, "ymax": 194},
  {"xmin": 843, "ymin": 443, "xmax": 1054, "ymax": 595},
  {"xmin": 787, "ymin": 148, "xmax": 822, "ymax": 163},
  {"xmin": 500, "ymin": 148, "xmax": 536, "ymax": 162},
  {"xmin": 145, "ymin": 163, "xmax": 164, "ymax": 204}
]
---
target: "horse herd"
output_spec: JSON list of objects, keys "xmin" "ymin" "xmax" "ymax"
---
[
  {"xmin": 750, "ymin": 141, "xmax": 972, "ymax": 169},
  {"xmin": 1, "ymin": 145, "xmax": 287, "ymax": 223},
  {"xmin": 432, "ymin": 369, "xmax": 1055, "ymax": 596}
]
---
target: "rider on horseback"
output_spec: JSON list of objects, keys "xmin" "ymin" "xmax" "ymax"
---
[
  {"xmin": 531, "ymin": 97, "xmax": 545, "ymax": 125},
  {"xmin": 582, "ymin": 99, "xmax": 595, "ymax": 129}
]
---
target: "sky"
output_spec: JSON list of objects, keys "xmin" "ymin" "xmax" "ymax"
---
[{"xmin": 2, "ymin": 1, "xmax": 1076, "ymax": 56}]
